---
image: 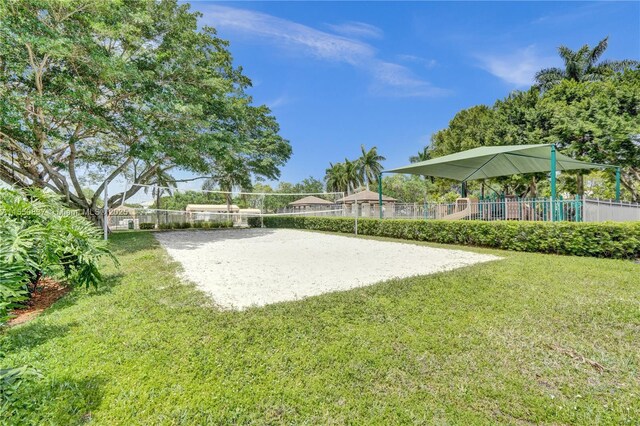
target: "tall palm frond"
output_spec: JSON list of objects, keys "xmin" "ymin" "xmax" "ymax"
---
[
  {"xmin": 535, "ymin": 36, "xmax": 638, "ymax": 91},
  {"xmin": 357, "ymin": 145, "xmax": 385, "ymax": 190}
]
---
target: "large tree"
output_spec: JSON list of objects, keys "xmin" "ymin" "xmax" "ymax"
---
[
  {"xmin": 0, "ymin": 0, "xmax": 290, "ymax": 221},
  {"xmin": 430, "ymin": 105, "xmax": 496, "ymax": 157},
  {"xmin": 538, "ymin": 70, "xmax": 640, "ymax": 201},
  {"xmin": 535, "ymin": 37, "xmax": 638, "ymax": 91}
]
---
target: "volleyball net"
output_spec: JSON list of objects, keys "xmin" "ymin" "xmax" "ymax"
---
[{"xmin": 107, "ymin": 183, "xmax": 347, "ymax": 230}]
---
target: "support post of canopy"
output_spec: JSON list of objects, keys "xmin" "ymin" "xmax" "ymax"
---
[
  {"xmin": 550, "ymin": 145, "xmax": 557, "ymax": 222},
  {"xmin": 615, "ymin": 167, "xmax": 621, "ymax": 202},
  {"xmin": 378, "ymin": 173, "xmax": 383, "ymax": 219},
  {"xmin": 461, "ymin": 181, "xmax": 467, "ymax": 198}
]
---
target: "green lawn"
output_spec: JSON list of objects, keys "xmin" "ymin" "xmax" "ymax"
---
[{"xmin": 2, "ymin": 231, "xmax": 639, "ymax": 425}]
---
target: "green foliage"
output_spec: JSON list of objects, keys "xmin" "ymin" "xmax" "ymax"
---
[
  {"xmin": 382, "ymin": 174, "xmax": 434, "ymax": 203},
  {"xmin": 0, "ymin": 187, "xmax": 114, "ymax": 415},
  {"xmin": 159, "ymin": 191, "xmax": 226, "ymax": 211},
  {"xmin": 535, "ymin": 37, "xmax": 638, "ymax": 91},
  {"xmin": 3, "ymin": 231, "xmax": 639, "ymax": 423},
  {"xmin": 0, "ymin": 365, "xmax": 42, "ymax": 417},
  {"xmin": 139, "ymin": 223, "xmax": 156, "ymax": 230},
  {"xmin": 0, "ymin": 188, "xmax": 116, "ymax": 324},
  {"xmin": 325, "ymin": 145, "xmax": 385, "ymax": 194},
  {"xmin": 254, "ymin": 178, "xmax": 326, "ymax": 212},
  {"xmin": 428, "ymin": 69, "xmax": 639, "ymax": 200},
  {"xmin": 0, "ymin": 0, "xmax": 291, "ymax": 211},
  {"xmin": 258, "ymin": 216, "xmax": 640, "ymax": 259},
  {"xmin": 158, "ymin": 221, "xmax": 232, "ymax": 230}
]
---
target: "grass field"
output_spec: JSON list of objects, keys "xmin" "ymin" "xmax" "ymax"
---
[{"xmin": 2, "ymin": 231, "xmax": 639, "ymax": 424}]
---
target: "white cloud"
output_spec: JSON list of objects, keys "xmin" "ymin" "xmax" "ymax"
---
[
  {"xmin": 204, "ymin": 5, "xmax": 373, "ymax": 65},
  {"xmin": 325, "ymin": 21, "xmax": 383, "ymax": 39},
  {"xmin": 398, "ymin": 54, "xmax": 438, "ymax": 69},
  {"xmin": 370, "ymin": 62, "xmax": 449, "ymax": 97},
  {"xmin": 476, "ymin": 45, "xmax": 559, "ymax": 87},
  {"xmin": 267, "ymin": 94, "xmax": 293, "ymax": 109},
  {"xmin": 200, "ymin": 5, "xmax": 447, "ymax": 98}
]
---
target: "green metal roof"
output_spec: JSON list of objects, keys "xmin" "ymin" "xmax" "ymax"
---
[{"xmin": 387, "ymin": 144, "xmax": 606, "ymax": 181}]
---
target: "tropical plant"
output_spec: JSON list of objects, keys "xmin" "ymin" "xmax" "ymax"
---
[
  {"xmin": 202, "ymin": 155, "xmax": 252, "ymax": 219},
  {"xmin": 0, "ymin": 187, "xmax": 116, "ymax": 413},
  {"xmin": 409, "ymin": 147, "xmax": 431, "ymax": 163},
  {"xmin": 357, "ymin": 145, "xmax": 386, "ymax": 190},
  {"xmin": 343, "ymin": 158, "xmax": 362, "ymax": 195},
  {"xmin": 325, "ymin": 162, "xmax": 349, "ymax": 194},
  {"xmin": 535, "ymin": 37, "xmax": 638, "ymax": 91},
  {"xmin": 0, "ymin": 187, "xmax": 116, "ymax": 317},
  {"xmin": 144, "ymin": 167, "xmax": 177, "ymax": 224}
]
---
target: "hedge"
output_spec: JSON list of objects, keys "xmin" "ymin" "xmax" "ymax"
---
[
  {"xmin": 252, "ymin": 216, "xmax": 640, "ymax": 259},
  {"xmin": 157, "ymin": 221, "xmax": 233, "ymax": 230}
]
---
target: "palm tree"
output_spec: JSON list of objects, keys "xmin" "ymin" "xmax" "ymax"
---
[
  {"xmin": 202, "ymin": 157, "xmax": 252, "ymax": 220},
  {"xmin": 144, "ymin": 167, "xmax": 177, "ymax": 225},
  {"xmin": 535, "ymin": 37, "xmax": 638, "ymax": 90},
  {"xmin": 409, "ymin": 146, "xmax": 431, "ymax": 163},
  {"xmin": 325, "ymin": 162, "xmax": 348, "ymax": 194},
  {"xmin": 343, "ymin": 158, "xmax": 362, "ymax": 195},
  {"xmin": 357, "ymin": 145, "xmax": 386, "ymax": 190}
]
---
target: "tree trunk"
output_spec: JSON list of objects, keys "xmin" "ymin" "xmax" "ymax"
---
[
  {"xmin": 530, "ymin": 176, "xmax": 537, "ymax": 198},
  {"xmin": 576, "ymin": 174, "xmax": 584, "ymax": 197}
]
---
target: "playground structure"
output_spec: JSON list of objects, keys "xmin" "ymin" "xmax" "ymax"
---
[
  {"xmin": 380, "ymin": 144, "xmax": 626, "ymax": 222},
  {"xmin": 420, "ymin": 195, "xmax": 587, "ymax": 222}
]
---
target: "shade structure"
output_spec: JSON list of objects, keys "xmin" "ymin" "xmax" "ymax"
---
[
  {"xmin": 387, "ymin": 144, "xmax": 605, "ymax": 181},
  {"xmin": 288, "ymin": 196, "xmax": 333, "ymax": 207}
]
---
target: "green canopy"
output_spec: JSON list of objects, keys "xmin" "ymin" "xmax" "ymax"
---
[{"xmin": 387, "ymin": 144, "xmax": 605, "ymax": 181}]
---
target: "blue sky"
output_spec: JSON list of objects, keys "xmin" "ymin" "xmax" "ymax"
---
[{"xmin": 172, "ymin": 1, "xmax": 639, "ymax": 192}]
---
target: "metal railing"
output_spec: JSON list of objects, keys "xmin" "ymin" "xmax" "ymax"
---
[
  {"xmin": 583, "ymin": 198, "xmax": 640, "ymax": 222},
  {"xmin": 107, "ymin": 197, "xmax": 640, "ymax": 231}
]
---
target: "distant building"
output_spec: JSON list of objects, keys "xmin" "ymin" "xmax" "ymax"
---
[
  {"xmin": 336, "ymin": 190, "xmax": 396, "ymax": 217},
  {"xmin": 288, "ymin": 196, "xmax": 333, "ymax": 211}
]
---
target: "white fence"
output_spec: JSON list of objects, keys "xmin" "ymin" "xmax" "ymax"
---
[
  {"xmin": 107, "ymin": 197, "xmax": 640, "ymax": 231},
  {"xmin": 583, "ymin": 199, "xmax": 640, "ymax": 222}
]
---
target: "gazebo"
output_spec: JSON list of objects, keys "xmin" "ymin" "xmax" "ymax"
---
[
  {"xmin": 337, "ymin": 189, "xmax": 396, "ymax": 217},
  {"xmin": 288, "ymin": 196, "xmax": 333, "ymax": 211},
  {"xmin": 378, "ymin": 144, "xmax": 620, "ymax": 221}
]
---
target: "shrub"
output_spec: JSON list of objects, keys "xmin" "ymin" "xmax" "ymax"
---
[
  {"xmin": 139, "ymin": 222, "xmax": 155, "ymax": 230},
  {"xmin": 0, "ymin": 188, "xmax": 117, "ymax": 322},
  {"xmin": 258, "ymin": 216, "xmax": 640, "ymax": 259},
  {"xmin": 0, "ymin": 187, "xmax": 117, "ymax": 411}
]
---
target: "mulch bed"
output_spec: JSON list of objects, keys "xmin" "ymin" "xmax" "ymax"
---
[{"xmin": 9, "ymin": 278, "xmax": 70, "ymax": 326}]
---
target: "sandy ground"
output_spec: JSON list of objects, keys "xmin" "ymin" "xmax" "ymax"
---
[{"xmin": 154, "ymin": 229, "xmax": 500, "ymax": 310}]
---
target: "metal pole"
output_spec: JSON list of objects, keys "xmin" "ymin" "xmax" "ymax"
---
[
  {"xmin": 103, "ymin": 179, "xmax": 109, "ymax": 240},
  {"xmin": 354, "ymin": 202, "xmax": 358, "ymax": 235},
  {"xmin": 615, "ymin": 167, "xmax": 621, "ymax": 202},
  {"xmin": 378, "ymin": 173, "xmax": 383, "ymax": 219},
  {"xmin": 550, "ymin": 144, "xmax": 557, "ymax": 222}
]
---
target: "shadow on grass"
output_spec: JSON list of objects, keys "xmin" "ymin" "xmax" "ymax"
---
[
  {"xmin": 108, "ymin": 231, "xmax": 160, "ymax": 256},
  {"xmin": 26, "ymin": 272, "xmax": 126, "ymax": 322},
  {"xmin": 9, "ymin": 375, "xmax": 107, "ymax": 425},
  {"xmin": 1, "ymin": 321, "xmax": 77, "ymax": 352}
]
